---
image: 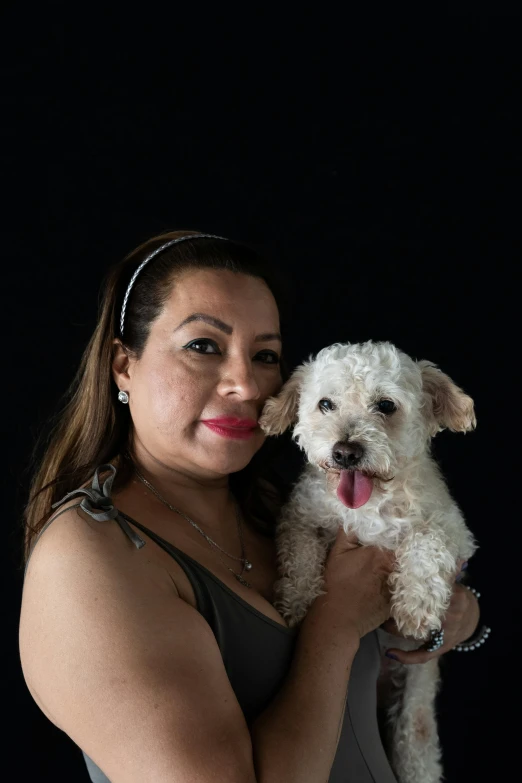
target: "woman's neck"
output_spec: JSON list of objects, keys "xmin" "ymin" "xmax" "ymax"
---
[{"xmin": 129, "ymin": 442, "xmax": 236, "ymax": 537}]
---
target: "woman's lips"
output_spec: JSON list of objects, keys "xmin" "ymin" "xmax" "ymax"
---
[{"xmin": 201, "ymin": 417, "xmax": 258, "ymax": 440}]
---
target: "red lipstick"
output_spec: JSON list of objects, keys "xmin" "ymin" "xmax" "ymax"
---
[{"xmin": 201, "ymin": 416, "xmax": 258, "ymax": 440}]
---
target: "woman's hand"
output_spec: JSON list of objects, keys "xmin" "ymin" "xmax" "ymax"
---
[
  {"xmin": 383, "ymin": 560, "xmax": 481, "ymax": 664},
  {"xmin": 321, "ymin": 528, "xmax": 396, "ymax": 639}
]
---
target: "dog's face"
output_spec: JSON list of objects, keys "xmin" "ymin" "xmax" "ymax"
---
[{"xmin": 259, "ymin": 341, "xmax": 475, "ymax": 509}]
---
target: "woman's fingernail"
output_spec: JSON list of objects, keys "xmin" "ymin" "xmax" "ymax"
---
[
  {"xmin": 385, "ymin": 651, "xmax": 399, "ymax": 660},
  {"xmin": 461, "ymin": 561, "xmax": 468, "ymax": 571}
]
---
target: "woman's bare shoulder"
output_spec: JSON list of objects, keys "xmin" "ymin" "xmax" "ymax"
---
[
  {"xmin": 20, "ymin": 498, "xmax": 181, "ymax": 697},
  {"xmin": 24, "ymin": 500, "xmax": 146, "ymax": 580},
  {"xmin": 22, "ymin": 497, "xmax": 176, "ymax": 620},
  {"xmin": 19, "ymin": 500, "xmax": 256, "ymax": 782}
]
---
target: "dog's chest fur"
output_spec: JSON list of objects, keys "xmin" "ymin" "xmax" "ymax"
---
[{"xmin": 285, "ymin": 454, "xmax": 471, "ymax": 557}]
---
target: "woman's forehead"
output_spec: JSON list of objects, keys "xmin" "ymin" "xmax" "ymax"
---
[{"xmin": 162, "ymin": 268, "xmax": 280, "ymax": 327}]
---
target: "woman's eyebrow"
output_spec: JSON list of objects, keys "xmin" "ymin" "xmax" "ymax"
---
[
  {"xmin": 175, "ymin": 313, "xmax": 232, "ymax": 334},
  {"xmin": 255, "ymin": 331, "xmax": 282, "ymax": 343},
  {"xmin": 174, "ymin": 313, "xmax": 281, "ymax": 342}
]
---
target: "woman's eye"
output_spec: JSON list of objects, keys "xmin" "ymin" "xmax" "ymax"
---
[
  {"xmin": 376, "ymin": 399, "xmax": 397, "ymax": 415},
  {"xmin": 183, "ymin": 339, "xmax": 220, "ymax": 355},
  {"xmin": 319, "ymin": 398, "xmax": 335, "ymax": 413},
  {"xmin": 255, "ymin": 351, "xmax": 280, "ymax": 365}
]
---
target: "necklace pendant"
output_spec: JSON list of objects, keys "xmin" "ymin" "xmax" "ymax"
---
[
  {"xmin": 244, "ymin": 560, "xmax": 253, "ymax": 571},
  {"xmin": 235, "ymin": 573, "xmax": 252, "ymax": 588}
]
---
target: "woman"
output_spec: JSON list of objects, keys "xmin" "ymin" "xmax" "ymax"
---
[{"xmin": 19, "ymin": 231, "xmax": 479, "ymax": 782}]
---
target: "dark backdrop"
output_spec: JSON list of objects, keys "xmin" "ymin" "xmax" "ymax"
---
[{"xmin": 4, "ymin": 19, "xmax": 519, "ymax": 782}]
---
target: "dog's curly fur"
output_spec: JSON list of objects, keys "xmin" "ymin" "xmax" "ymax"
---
[{"xmin": 259, "ymin": 340, "xmax": 477, "ymax": 783}]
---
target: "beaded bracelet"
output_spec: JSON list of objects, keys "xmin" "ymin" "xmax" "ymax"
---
[
  {"xmin": 452, "ymin": 585, "xmax": 491, "ymax": 652},
  {"xmin": 425, "ymin": 628, "xmax": 445, "ymax": 652}
]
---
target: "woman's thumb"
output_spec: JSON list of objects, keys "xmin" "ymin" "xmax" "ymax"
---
[{"xmin": 333, "ymin": 527, "xmax": 361, "ymax": 552}]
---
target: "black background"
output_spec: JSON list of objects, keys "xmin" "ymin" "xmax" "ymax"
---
[{"xmin": 4, "ymin": 16, "xmax": 519, "ymax": 782}]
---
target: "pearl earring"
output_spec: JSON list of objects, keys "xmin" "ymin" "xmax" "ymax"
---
[{"xmin": 118, "ymin": 390, "xmax": 129, "ymax": 404}]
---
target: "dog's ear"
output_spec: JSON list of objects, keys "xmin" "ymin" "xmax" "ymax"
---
[
  {"xmin": 259, "ymin": 366, "xmax": 307, "ymax": 436},
  {"xmin": 419, "ymin": 360, "xmax": 476, "ymax": 435}
]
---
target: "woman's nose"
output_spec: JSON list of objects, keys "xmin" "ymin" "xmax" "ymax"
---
[{"xmin": 217, "ymin": 356, "xmax": 261, "ymax": 400}]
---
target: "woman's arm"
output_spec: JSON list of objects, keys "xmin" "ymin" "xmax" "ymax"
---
[
  {"xmin": 251, "ymin": 593, "xmax": 359, "ymax": 782},
  {"xmin": 20, "ymin": 517, "xmax": 392, "ymax": 783},
  {"xmin": 20, "ymin": 509, "xmax": 258, "ymax": 783},
  {"xmin": 251, "ymin": 529, "xmax": 394, "ymax": 783}
]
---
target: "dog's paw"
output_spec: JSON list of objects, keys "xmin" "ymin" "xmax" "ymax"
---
[
  {"xmin": 390, "ymin": 578, "xmax": 449, "ymax": 640},
  {"xmin": 392, "ymin": 609, "xmax": 442, "ymax": 640},
  {"xmin": 274, "ymin": 598, "xmax": 313, "ymax": 627}
]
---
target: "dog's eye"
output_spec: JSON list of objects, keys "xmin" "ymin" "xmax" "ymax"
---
[
  {"xmin": 318, "ymin": 398, "xmax": 335, "ymax": 413},
  {"xmin": 376, "ymin": 399, "xmax": 397, "ymax": 415}
]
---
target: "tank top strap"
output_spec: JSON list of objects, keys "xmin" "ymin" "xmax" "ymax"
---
[
  {"xmin": 25, "ymin": 464, "xmax": 146, "ymax": 575},
  {"xmin": 117, "ymin": 513, "xmax": 220, "ymax": 627}
]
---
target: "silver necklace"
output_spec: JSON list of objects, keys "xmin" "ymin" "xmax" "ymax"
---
[{"xmin": 134, "ymin": 468, "xmax": 253, "ymax": 588}]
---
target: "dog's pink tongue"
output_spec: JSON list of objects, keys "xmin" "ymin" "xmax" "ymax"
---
[{"xmin": 337, "ymin": 470, "xmax": 373, "ymax": 509}]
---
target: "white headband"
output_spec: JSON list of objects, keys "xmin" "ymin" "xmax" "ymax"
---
[{"xmin": 119, "ymin": 233, "xmax": 228, "ymax": 336}]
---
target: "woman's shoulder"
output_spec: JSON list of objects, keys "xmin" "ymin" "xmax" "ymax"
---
[
  {"xmin": 24, "ymin": 462, "xmax": 139, "ymax": 573},
  {"xmin": 18, "ymin": 491, "xmax": 247, "ymax": 776},
  {"xmin": 21, "ymin": 488, "xmax": 177, "ymax": 637},
  {"xmin": 25, "ymin": 497, "xmax": 127, "ymax": 576}
]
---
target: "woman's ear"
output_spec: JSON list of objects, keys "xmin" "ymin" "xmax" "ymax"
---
[
  {"xmin": 112, "ymin": 339, "xmax": 132, "ymax": 390},
  {"xmin": 259, "ymin": 366, "xmax": 307, "ymax": 436},
  {"xmin": 419, "ymin": 360, "xmax": 476, "ymax": 435}
]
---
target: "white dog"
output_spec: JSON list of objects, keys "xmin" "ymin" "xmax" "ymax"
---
[{"xmin": 259, "ymin": 340, "xmax": 477, "ymax": 783}]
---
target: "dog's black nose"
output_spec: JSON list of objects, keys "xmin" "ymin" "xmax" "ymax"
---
[{"xmin": 332, "ymin": 440, "xmax": 364, "ymax": 468}]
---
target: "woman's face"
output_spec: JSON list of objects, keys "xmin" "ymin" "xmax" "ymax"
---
[{"xmin": 116, "ymin": 268, "xmax": 283, "ymax": 479}]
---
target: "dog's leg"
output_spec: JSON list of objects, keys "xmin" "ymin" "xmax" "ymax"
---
[
  {"xmin": 382, "ymin": 654, "xmax": 442, "ymax": 783},
  {"xmin": 380, "ymin": 526, "xmax": 453, "ymax": 782},
  {"xmin": 388, "ymin": 525, "xmax": 456, "ymax": 640},
  {"xmin": 274, "ymin": 519, "xmax": 332, "ymax": 627}
]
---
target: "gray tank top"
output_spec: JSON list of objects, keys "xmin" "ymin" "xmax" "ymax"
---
[{"xmin": 29, "ymin": 465, "xmax": 397, "ymax": 783}]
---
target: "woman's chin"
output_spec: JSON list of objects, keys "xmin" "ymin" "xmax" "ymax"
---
[{"xmin": 197, "ymin": 434, "xmax": 264, "ymax": 475}]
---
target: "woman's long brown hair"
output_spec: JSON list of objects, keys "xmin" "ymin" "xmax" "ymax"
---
[{"xmin": 23, "ymin": 230, "xmax": 291, "ymax": 562}]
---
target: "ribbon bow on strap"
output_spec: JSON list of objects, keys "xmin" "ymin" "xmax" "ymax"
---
[{"xmin": 51, "ymin": 463, "xmax": 145, "ymax": 549}]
